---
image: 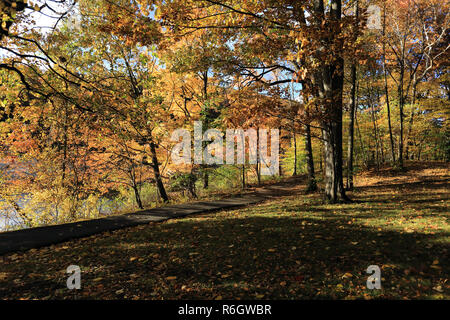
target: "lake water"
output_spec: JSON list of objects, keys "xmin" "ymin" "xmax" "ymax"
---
[{"xmin": 0, "ymin": 195, "xmax": 123, "ymax": 232}]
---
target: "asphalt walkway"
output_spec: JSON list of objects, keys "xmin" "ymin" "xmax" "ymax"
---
[{"xmin": 0, "ymin": 176, "xmax": 305, "ymax": 255}]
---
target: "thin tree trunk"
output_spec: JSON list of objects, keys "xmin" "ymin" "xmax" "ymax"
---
[
  {"xmin": 257, "ymin": 127, "xmax": 261, "ymax": 185},
  {"xmin": 278, "ymin": 126, "xmax": 283, "ymax": 177},
  {"xmin": 355, "ymin": 104, "xmax": 367, "ymax": 166},
  {"xmin": 202, "ymin": 70, "xmax": 209, "ymax": 189},
  {"xmin": 398, "ymin": 70, "xmax": 405, "ymax": 168},
  {"xmin": 382, "ymin": 3, "xmax": 396, "ymax": 164},
  {"xmin": 369, "ymin": 97, "xmax": 380, "ymax": 169},
  {"xmin": 405, "ymin": 82, "xmax": 417, "ymax": 159},
  {"xmin": 241, "ymin": 165, "xmax": 246, "ymax": 189},
  {"xmin": 149, "ymin": 141, "xmax": 169, "ymax": 202},
  {"xmin": 132, "ymin": 183, "xmax": 144, "ymax": 209},
  {"xmin": 305, "ymin": 122, "xmax": 317, "ymax": 191},
  {"xmin": 61, "ymin": 104, "xmax": 68, "ymax": 186},
  {"xmin": 346, "ymin": 0, "xmax": 358, "ymax": 191},
  {"xmin": 397, "ymin": 33, "xmax": 407, "ymax": 168},
  {"xmin": 346, "ymin": 66, "xmax": 357, "ymax": 189},
  {"xmin": 292, "ymin": 121, "xmax": 297, "ymax": 176},
  {"xmin": 6, "ymin": 197, "xmax": 32, "ymax": 226}
]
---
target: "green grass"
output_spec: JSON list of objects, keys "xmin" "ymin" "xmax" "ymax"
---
[{"xmin": 0, "ymin": 162, "xmax": 448, "ymax": 300}]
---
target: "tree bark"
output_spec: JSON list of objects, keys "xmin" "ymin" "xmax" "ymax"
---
[
  {"xmin": 315, "ymin": 0, "xmax": 348, "ymax": 203},
  {"xmin": 132, "ymin": 183, "xmax": 144, "ymax": 209},
  {"xmin": 382, "ymin": 3, "xmax": 396, "ymax": 164},
  {"xmin": 405, "ymin": 82, "xmax": 418, "ymax": 159},
  {"xmin": 346, "ymin": 65, "xmax": 357, "ymax": 188},
  {"xmin": 149, "ymin": 141, "xmax": 169, "ymax": 202},
  {"xmin": 292, "ymin": 123, "xmax": 297, "ymax": 176},
  {"xmin": 346, "ymin": 0, "xmax": 358, "ymax": 191},
  {"xmin": 369, "ymin": 93, "xmax": 380, "ymax": 169},
  {"xmin": 305, "ymin": 122, "xmax": 317, "ymax": 191},
  {"xmin": 201, "ymin": 70, "xmax": 209, "ymax": 189},
  {"xmin": 398, "ymin": 66, "xmax": 405, "ymax": 168},
  {"xmin": 241, "ymin": 165, "xmax": 246, "ymax": 189},
  {"xmin": 256, "ymin": 127, "xmax": 261, "ymax": 185}
]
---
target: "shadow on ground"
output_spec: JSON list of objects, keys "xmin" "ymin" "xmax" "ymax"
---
[{"xmin": 0, "ymin": 162, "xmax": 448, "ymax": 300}]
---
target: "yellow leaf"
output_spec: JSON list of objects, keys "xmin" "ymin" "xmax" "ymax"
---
[
  {"xmin": 342, "ymin": 272, "xmax": 353, "ymax": 279},
  {"xmin": 166, "ymin": 276, "xmax": 177, "ymax": 280},
  {"xmin": 432, "ymin": 285, "xmax": 443, "ymax": 293}
]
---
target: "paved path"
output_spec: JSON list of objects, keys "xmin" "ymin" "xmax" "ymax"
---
[{"xmin": 0, "ymin": 176, "xmax": 305, "ymax": 256}]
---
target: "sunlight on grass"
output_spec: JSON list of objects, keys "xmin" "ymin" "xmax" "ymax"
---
[{"xmin": 0, "ymin": 163, "xmax": 448, "ymax": 300}]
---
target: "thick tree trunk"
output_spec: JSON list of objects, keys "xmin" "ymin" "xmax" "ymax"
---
[
  {"xmin": 322, "ymin": 112, "xmax": 347, "ymax": 202},
  {"xmin": 320, "ymin": 55, "xmax": 347, "ymax": 202},
  {"xmin": 320, "ymin": 0, "xmax": 348, "ymax": 203}
]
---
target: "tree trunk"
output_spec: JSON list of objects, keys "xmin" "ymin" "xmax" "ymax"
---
[
  {"xmin": 202, "ymin": 70, "xmax": 209, "ymax": 189},
  {"xmin": 305, "ymin": 122, "xmax": 317, "ymax": 192},
  {"xmin": 292, "ymin": 122, "xmax": 297, "ymax": 176},
  {"xmin": 347, "ymin": 65, "xmax": 357, "ymax": 190},
  {"xmin": 241, "ymin": 165, "xmax": 246, "ymax": 189},
  {"xmin": 398, "ymin": 68, "xmax": 405, "ymax": 168},
  {"xmin": 346, "ymin": 0, "xmax": 358, "ymax": 191},
  {"xmin": 278, "ymin": 126, "xmax": 283, "ymax": 177},
  {"xmin": 320, "ymin": 55, "xmax": 347, "ymax": 202},
  {"xmin": 405, "ymin": 82, "xmax": 417, "ymax": 159},
  {"xmin": 149, "ymin": 141, "xmax": 169, "ymax": 202},
  {"xmin": 369, "ymin": 97, "xmax": 380, "ymax": 169},
  {"xmin": 355, "ymin": 105, "xmax": 367, "ymax": 165},
  {"xmin": 316, "ymin": 0, "xmax": 348, "ymax": 203},
  {"xmin": 382, "ymin": 3, "xmax": 396, "ymax": 164},
  {"xmin": 132, "ymin": 183, "xmax": 144, "ymax": 209},
  {"xmin": 322, "ymin": 114, "xmax": 347, "ymax": 202},
  {"xmin": 203, "ymin": 171, "xmax": 209, "ymax": 189},
  {"xmin": 397, "ymin": 31, "xmax": 407, "ymax": 168},
  {"xmin": 257, "ymin": 127, "xmax": 261, "ymax": 185}
]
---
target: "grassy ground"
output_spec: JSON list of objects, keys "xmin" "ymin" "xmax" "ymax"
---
[{"xmin": 0, "ymin": 161, "xmax": 448, "ymax": 300}]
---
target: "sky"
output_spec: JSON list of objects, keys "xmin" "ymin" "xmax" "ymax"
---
[{"xmin": 26, "ymin": 0, "xmax": 79, "ymax": 33}]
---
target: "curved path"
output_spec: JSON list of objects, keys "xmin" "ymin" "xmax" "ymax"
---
[{"xmin": 0, "ymin": 176, "xmax": 305, "ymax": 255}]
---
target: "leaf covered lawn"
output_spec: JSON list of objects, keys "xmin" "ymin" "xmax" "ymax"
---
[{"xmin": 0, "ymin": 162, "xmax": 448, "ymax": 299}]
